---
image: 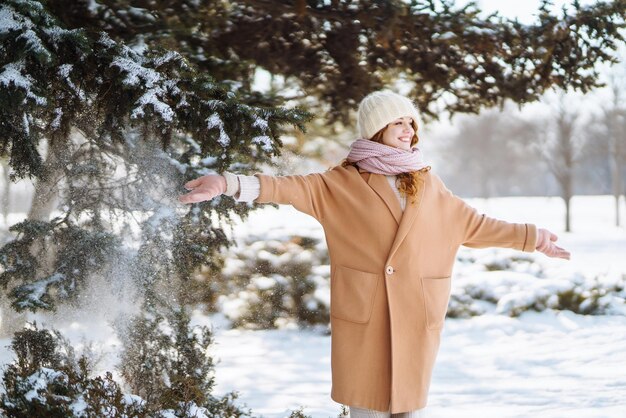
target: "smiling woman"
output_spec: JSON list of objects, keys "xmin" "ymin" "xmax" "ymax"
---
[
  {"xmin": 344, "ymin": 92, "xmax": 425, "ymax": 204},
  {"xmin": 178, "ymin": 89, "xmax": 570, "ymax": 417},
  {"xmin": 380, "ymin": 117, "xmax": 416, "ymax": 151}
]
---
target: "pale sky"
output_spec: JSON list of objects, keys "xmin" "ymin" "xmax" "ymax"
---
[{"xmin": 470, "ymin": 0, "xmax": 597, "ymax": 23}]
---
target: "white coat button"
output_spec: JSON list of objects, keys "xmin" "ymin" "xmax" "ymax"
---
[{"xmin": 386, "ymin": 265, "xmax": 394, "ymax": 275}]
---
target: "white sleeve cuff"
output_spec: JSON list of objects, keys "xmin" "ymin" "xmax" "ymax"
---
[
  {"xmin": 236, "ymin": 175, "xmax": 260, "ymax": 202},
  {"xmin": 222, "ymin": 172, "xmax": 240, "ymax": 197}
]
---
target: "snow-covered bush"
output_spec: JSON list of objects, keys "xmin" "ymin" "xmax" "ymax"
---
[
  {"xmin": 0, "ymin": 315, "xmax": 253, "ymax": 418},
  {"xmin": 116, "ymin": 303, "xmax": 251, "ymax": 417},
  {"xmin": 0, "ymin": 324, "xmax": 146, "ymax": 417},
  {"xmin": 214, "ymin": 235, "xmax": 330, "ymax": 330},
  {"xmin": 449, "ymin": 249, "xmax": 626, "ymax": 318}
]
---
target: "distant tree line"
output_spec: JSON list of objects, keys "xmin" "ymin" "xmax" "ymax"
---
[{"xmin": 436, "ymin": 77, "xmax": 625, "ymax": 231}]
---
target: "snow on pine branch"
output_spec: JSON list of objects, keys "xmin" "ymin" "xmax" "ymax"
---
[
  {"xmin": 0, "ymin": 4, "xmax": 50, "ymax": 62},
  {"xmin": 11, "ymin": 272, "xmax": 66, "ymax": 311},
  {"xmin": 206, "ymin": 113, "xmax": 230, "ymax": 147},
  {"xmin": 131, "ymin": 87, "xmax": 175, "ymax": 122},
  {"xmin": 110, "ymin": 56, "xmax": 162, "ymax": 88},
  {"xmin": 251, "ymin": 114, "xmax": 274, "ymax": 151},
  {"xmin": 58, "ymin": 64, "xmax": 87, "ymax": 101},
  {"xmin": 251, "ymin": 136, "xmax": 273, "ymax": 152},
  {"xmin": 0, "ymin": 61, "xmax": 47, "ymax": 106},
  {"xmin": 252, "ymin": 115, "xmax": 269, "ymax": 131},
  {"xmin": 153, "ymin": 50, "xmax": 186, "ymax": 68},
  {"xmin": 1, "ymin": 2, "xmax": 85, "ymax": 65},
  {"xmin": 0, "ymin": 3, "xmax": 32, "ymax": 33},
  {"xmin": 110, "ymin": 54, "xmax": 181, "ymax": 123}
]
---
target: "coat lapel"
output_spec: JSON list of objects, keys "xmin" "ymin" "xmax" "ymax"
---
[
  {"xmin": 364, "ymin": 171, "xmax": 403, "ymax": 225},
  {"xmin": 387, "ymin": 171, "xmax": 426, "ymax": 260}
]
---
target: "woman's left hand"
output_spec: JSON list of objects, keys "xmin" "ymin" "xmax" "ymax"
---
[{"xmin": 536, "ymin": 228, "xmax": 571, "ymax": 260}]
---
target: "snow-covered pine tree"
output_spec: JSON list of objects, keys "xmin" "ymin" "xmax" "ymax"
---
[
  {"xmin": 0, "ymin": 2, "xmax": 310, "ymax": 414},
  {"xmin": 0, "ymin": 0, "xmax": 310, "ymax": 315}
]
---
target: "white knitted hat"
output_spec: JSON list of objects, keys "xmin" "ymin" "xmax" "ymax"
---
[{"xmin": 357, "ymin": 90, "xmax": 420, "ymax": 139}]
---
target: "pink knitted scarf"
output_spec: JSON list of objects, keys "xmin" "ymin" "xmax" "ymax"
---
[{"xmin": 346, "ymin": 139, "xmax": 428, "ymax": 175}]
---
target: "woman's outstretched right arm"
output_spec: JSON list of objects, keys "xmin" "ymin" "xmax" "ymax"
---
[{"xmin": 178, "ymin": 171, "xmax": 328, "ymax": 221}]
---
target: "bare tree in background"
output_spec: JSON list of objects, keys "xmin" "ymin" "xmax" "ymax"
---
[
  {"xmin": 532, "ymin": 94, "xmax": 586, "ymax": 232},
  {"xmin": 437, "ymin": 105, "xmax": 539, "ymax": 199},
  {"xmin": 602, "ymin": 79, "xmax": 626, "ymax": 226},
  {"xmin": 1, "ymin": 160, "xmax": 9, "ymax": 226}
]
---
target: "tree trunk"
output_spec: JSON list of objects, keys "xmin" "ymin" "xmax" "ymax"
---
[
  {"xmin": 607, "ymin": 91, "xmax": 622, "ymax": 227},
  {"xmin": 616, "ymin": 194, "xmax": 621, "ymax": 228},
  {"xmin": 611, "ymin": 136, "xmax": 621, "ymax": 227},
  {"xmin": 27, "ymin": 139, "xmax": 65, "ymax": 221},
  {"xmin": 0, "ymin": 300, "xmax": 27, "ymax": 337},
  {"xmin": 562, "ymin": 168, "xmax": 573, "ymax": 232},
  {"xmin": 609, "ymin": 139, "xmax": 620, "ymax": 227},
  {"xmin": 564, "ymin": 194, "xmax": 572, "ymax": 232},
  {"xmin": 1, "ymin": 139, "xmax": 66, "ymax": 337},
  {"xmin": 0, "ymin": 161, "xmax": 19, "ymax": 337},
  {"xmin": 1, "ymin": 160, "xmax": 9, "ymax": 226}
]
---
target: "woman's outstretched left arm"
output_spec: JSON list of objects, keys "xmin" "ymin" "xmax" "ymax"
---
[{"xmin": 434, "ymin": 175, "xmax": 570, "ymax": 260}]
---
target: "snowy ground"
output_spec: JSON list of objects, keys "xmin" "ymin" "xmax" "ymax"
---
[
  {"xmin": 207, "ymin": 312, "xmax": 626, "ymax": 418},
  {"xmin": 1, "ymin": 195, "xmax": 625, "ymax": 417}
]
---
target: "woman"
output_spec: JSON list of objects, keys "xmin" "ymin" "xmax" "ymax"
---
[{"xmin": 179, "ymin": 90, "xmax": 570, "ymax": 417}]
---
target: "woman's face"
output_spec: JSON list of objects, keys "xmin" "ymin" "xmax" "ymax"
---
[{"xmin": 381, "ymin": 117, "xmax": 415, "ymax": 151}]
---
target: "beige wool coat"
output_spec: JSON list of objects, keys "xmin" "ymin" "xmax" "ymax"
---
[{"xmin": 253, "ymin": 164, "xmax": 537, "ymax": 413}]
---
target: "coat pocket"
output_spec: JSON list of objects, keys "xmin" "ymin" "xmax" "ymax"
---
[
  {"xmin": 420, "ymin": 276, "xmax": 452, "ymax": 330},
  {"xmin": 330, "ymin": 265, "xmax": 380, "ymax": 324}
]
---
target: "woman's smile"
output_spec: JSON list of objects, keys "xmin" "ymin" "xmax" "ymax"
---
[{"xmin": 382, "ymin": 116, "xmax": 415, "ymax": 150}]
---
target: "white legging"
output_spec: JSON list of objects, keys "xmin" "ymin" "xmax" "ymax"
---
[{"xmin": 349, "ymin": 406, "xmax": 427, "ymax": 418}]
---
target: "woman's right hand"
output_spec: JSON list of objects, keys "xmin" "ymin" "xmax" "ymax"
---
[{"xmin": 178, "ymin": 174, "xmax": 227, "ymax": 204}]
